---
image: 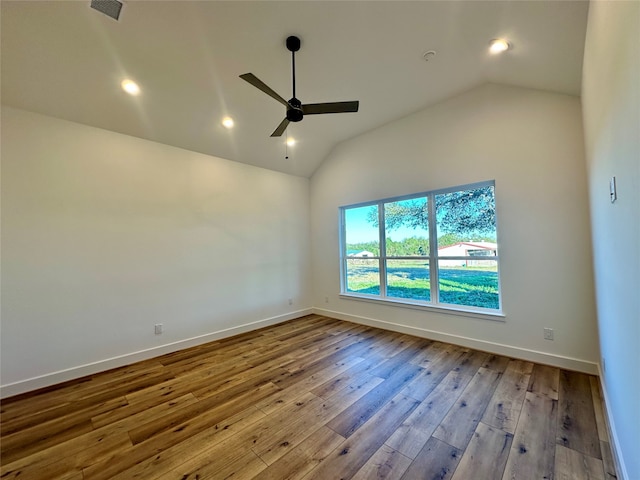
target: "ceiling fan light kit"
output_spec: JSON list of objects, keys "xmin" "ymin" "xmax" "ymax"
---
[{"xmin": 240, "ymin": 36, "xmax": 359, "ymax": 137}]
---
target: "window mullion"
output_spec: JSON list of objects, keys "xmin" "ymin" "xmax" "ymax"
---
[
  {"xmin": 428, "ymin": 193, "xmax": 438, "ymax": 304},
  {"xmin": 378, "ymin": 202, "xmax": 387, "ymax": 298}
]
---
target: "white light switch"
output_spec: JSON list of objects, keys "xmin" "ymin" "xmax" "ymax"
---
[{"xmin": 610, "ymin": 176, "xmax": 617, "ymax": 203}]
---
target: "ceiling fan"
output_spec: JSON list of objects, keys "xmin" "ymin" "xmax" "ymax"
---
[{"xmin": 240, "ymin": 36, "xmax": 359, "ymax": 137}]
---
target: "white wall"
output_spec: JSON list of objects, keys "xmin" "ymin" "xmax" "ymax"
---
[
  {"xmin": 310, "ymin": 83, "xmax": 599, "ymax": 372},
  {"xmin": 0, "ymin": 107, "xmax": 312, "ymax": 397},
  {"xmin": 582, "ymin": 1, "xmax": 640, "ymax": 478}
]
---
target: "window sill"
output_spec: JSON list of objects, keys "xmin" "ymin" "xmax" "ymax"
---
[{"xmin": 339, "ymin": 293, "xmax": 505, "ymax": 322}]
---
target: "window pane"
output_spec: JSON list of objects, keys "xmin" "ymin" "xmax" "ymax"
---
[
  {"xmin": 436, "ymin": 185, "xmax": 497, "ymax": 255},
  {"xmin": 438, "ymin": 260, "xmax": 499, "ymax": 309},
  {"xmin": 386, "ymin": 259, "xmax": 430, "ymax": 301},
  {"xmin": 345, "ymin": 258, "xmax": 380, "ymax": 295},
  {"xmin": 345, "ymin": 205, "xmax": 380, "ymax": 258},
  {"xmin": 384, "ymin": 198, "xmax": 429, "ymax": 256}
]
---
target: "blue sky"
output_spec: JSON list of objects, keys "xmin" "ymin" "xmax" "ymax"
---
[{"xmin": 344, "ymin": 205, "xmax": 429, "ymax": 244}]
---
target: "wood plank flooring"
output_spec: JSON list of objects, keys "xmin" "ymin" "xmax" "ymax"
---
[{"xmin": 0, "ymin": 314, "xmax": 617, "ymax": 479}]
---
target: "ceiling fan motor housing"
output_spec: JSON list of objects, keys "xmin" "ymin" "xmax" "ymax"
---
[
  {"xmin": 286, "ymin": 109, "xmax": 303, "ymax": 122},
  {"xmin": 287, "ymin": 97, "xmax": 303, "ymax": 122}
]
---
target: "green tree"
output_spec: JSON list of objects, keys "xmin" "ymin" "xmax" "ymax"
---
[
  {"xmin": 437, "ymin": 187, "xmax": 495, "ymax": 235},
  {"xmin": 437, "ymin": 233, "xmax": 463, "ymax": 247},
  {"xmin": 386, "ymin": 236, "xmax": 429, "ymax": 256},
  {"xmin": 367, "ymin": 186, "xmax": 496, "ymax": 237}
]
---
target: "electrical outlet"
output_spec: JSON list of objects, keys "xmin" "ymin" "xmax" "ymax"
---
[
  {"xmin": 288, "ymin": 298, "xmax": 293, "ymax": 306},
  {"xmin": 325, "ymin": 296, "xmax": 329, "ymax": 303},
  {"xmin": 543, "ymin": 327, "xmax": 554, "ymax": 340},
  {"xmin": 155, "ymin": 324, "xmax": 163, "ymax": 335}
]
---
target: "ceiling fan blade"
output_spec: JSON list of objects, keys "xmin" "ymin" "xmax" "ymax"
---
[
  {"xmin": 240, "ymin": 73, "xmax": 289, "ymax": 108},
  {"xmin": 302, "ymin": 101, "xmax": 359, "ymax": 115},
  {"xmin": 270, "ymin": 118, "xmax": 290, "ymax": 137}
]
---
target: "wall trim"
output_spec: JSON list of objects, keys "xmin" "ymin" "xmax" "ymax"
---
[
  {"xmin": 312, "ymin": 307, "xmax": 598, "ymax": 375},
  {"xmin": 597, "ymin": 364, "xmax": 629, "ymax": 480},
  {"xmin": 0, "ymin": 308, "xmax": 312, "ymax": 399}
]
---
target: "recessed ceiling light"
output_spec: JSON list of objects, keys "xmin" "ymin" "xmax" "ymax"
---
[
  {"xmin": 286, "ymin": 138, "xmax": 296, "ymax": 147},
  {"xmin": 222, "ymin": 117, "xmax": 234, "ymax": 129},
  {"xmin": 489, "ymin": 39, "xmax": 510, "ymax": 55},
  {"xmin": 121, "ymin": 79, "xmax": 140, "ymax": 95}
]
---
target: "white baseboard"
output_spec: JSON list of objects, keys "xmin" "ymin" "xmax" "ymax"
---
[
  {"xmin": 597, "ymin": 364, "xmax": 629, "ymax": 480},
  {"xmin": 313, "ymin": 307, "xmax": 598, "ymax": 375},
  {"xmin": 0, "ymin": 308, "xmax": 312, "ymax": 399},
  {"xmin": 2, "ymin": 305, "xmax": 599, "ymax": 395}
]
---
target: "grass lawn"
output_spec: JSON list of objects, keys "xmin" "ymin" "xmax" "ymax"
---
[{"xmin": 346, "ymin": 260, "xmax": 499, "ymax": 309}]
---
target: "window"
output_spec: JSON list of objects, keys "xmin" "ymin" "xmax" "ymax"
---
[{"xmin": 340, "ymin": 181, "xmax": 501, "ymax": 313}]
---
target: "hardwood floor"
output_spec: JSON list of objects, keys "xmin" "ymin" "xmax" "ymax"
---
[{"xmin": 0, "ymin": 314, "xmax": 617, "ymax": 479}]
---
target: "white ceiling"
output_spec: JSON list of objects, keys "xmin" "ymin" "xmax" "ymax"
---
[{"xmin": 1, "ymin": 1, "xmax": 589, "ymax": 177}]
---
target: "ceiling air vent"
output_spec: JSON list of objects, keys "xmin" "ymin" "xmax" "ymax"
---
[{"xmin": 90, "ymin": 0, "xmax": 123, "ymax": 21}]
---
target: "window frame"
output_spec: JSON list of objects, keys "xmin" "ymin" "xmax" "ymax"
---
[{"xmin": 339, "ymin": 180, "xmax": 503, "ymax": 318}]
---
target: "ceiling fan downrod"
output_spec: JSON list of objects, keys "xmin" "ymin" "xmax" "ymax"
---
[{"xmin": 286, "ymin": 36, "xmax": 303, "ymax": 123}]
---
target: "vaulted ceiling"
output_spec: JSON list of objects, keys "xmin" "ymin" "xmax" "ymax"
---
[{"xmin": 1, "ymin": 1, "xmax": 589, "ymax": 177}]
